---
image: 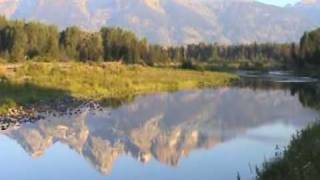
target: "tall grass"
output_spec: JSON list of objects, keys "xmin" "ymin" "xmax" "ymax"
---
[
  {"xmin": 0, "ymin": 65, "xmax": 6, "ymax": 76},
  {"xmin": 257, "ymin": 122, "xmax": 320, "ymax": 180}
]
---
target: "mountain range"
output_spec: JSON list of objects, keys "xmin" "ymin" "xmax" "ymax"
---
[{"xmin": 0, "ymin": 0, "xmax": 320, "ymax": 44}]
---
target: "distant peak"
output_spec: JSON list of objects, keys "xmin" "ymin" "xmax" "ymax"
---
[
  {"xmin": 142, "ymin": 0, "xmax": 164, "ymax": 13},
  {"xmin": 298, "ymin": 0, "xmax": 320, "ymax": 5}
]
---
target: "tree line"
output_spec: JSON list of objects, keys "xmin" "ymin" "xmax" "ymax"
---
[
  {"xmin": 300, "ymin": 27, "xmax": 320, "ymax": 66},
  {"xmin": 0, "ymin": 16, "xmax": 319, "ymax": 68}
]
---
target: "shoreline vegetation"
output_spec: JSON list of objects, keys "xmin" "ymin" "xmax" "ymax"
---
[
  {"xmin": 0, "ymin": 62, "xmax": 237, "ymax": 115},
  {"xmin": 257, "ymin": 122, "xmax": 320, "ymax": 180}
]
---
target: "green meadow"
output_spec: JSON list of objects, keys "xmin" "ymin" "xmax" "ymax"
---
[{"xmin": 0, "ymin": 62, "xmax": 237, "ymax": 113}]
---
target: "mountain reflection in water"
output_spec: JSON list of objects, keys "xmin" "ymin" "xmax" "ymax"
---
[{"xmin": 0, "ymin": 83, "xmax": 319, "ymax": 179}]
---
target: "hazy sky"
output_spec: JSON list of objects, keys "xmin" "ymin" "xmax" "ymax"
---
[{"xmin": 257, "ymin": 0, "xmax": 300, "ymax": 6}]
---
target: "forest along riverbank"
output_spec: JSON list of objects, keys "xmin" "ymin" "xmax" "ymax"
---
[{"xmin": 0, "ymin": 62, "xmax": 237, "ymax": 124}]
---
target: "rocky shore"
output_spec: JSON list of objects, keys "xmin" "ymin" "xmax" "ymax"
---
[
  {"xmin": 0, "ymin": 107, "xmax": 44, "ymax": 131},
  {"xmin": 0, "ymin": 99, "xmax": 104, "ymax": 131}
]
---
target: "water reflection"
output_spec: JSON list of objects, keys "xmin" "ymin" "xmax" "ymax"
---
[
  {"xmin": 237, "ymin": 70, "xmax": 319, "ymax": 83},
  {"xmin": 0, "ymin": 83, "xmax": 319, "ymax": 178}
]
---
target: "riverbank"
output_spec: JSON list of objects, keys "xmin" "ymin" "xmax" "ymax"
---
[
  {"xmin": 257, "ymin": 122, "xmax": 320, "ymax": 180},
  {"xmin": 0, "ymin": 62, "xmax": 237, "ymax": 115}
]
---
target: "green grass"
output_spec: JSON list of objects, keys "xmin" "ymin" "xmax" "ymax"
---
[
  {"xmin": 0, "ymin": 62, "xmax": 237, "ymax": 113},
  {"xmin": 257, "ymin": 122, "xmax": 320, "ymax": 180}
]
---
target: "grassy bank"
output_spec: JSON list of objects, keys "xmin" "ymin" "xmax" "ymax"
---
[
  {"xmin": 0, "ymin": 62, "xmax": 237, "ymax": 113},
  {"xmin": 257, "ymin": 122, "xmax": 320, "ymax": 180}
]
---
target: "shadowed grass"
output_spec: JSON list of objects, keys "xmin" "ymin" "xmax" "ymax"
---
[
  {"xmin": 0, "ymin": 78, "xmax": 70, "ymax": 114},
  {"xmin": 0, "ymin": 62, "xmax": 237, "ymax": 113}
]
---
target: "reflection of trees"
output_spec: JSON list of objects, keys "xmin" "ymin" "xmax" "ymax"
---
[
  {"xmin": 290, "ymin": 83, "xmax": 320, "ymax": 110},
  {"xmin": 234, "ymin": 78, "xmax": 287, "ymax": 91},
  {"xmin": 1, "ymin": 84, "xmax": 318, "ymax": 175},
  {"xmin": 235, "ymin": 77, "xmax": 320, "ymax": 111}
]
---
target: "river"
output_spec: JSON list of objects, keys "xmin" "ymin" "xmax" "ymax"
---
[{"xmin": 0, "ymin": 71, "xmax": 319, "ymax": 180}]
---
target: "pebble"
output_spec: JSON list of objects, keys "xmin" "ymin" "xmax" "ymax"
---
[{"xmin": 0, "ymin": 98, "xmax": 105, "ymax": 131}]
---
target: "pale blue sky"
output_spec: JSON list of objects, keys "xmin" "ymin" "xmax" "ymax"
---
[{"xmin": 257, "ymin": 0, "xmax": 300, "ymax": 6}]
